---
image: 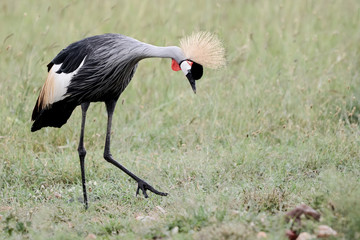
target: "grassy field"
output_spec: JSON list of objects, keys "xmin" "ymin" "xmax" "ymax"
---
[{"xmin": 1, "ymin": 0, "xmax": 360, "ymax": 239}]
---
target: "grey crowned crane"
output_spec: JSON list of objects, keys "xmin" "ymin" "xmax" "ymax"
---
[{"xmin": 31, "ymin": 32, "xmax": 225, "ymax": 209}]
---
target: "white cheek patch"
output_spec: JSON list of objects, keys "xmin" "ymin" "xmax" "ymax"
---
[
  {"xmin": 180, "ymin": 61, "xmax": 191, "ymax": 75},
  {"xmin": 51, "ymin": 57, "xmax": 85, "ymax": 103}
]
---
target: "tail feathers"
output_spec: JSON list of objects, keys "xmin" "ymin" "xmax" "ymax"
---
[
  {"xmin": 31, "ymin": 100, "xmax": 77, "ymax": 132},
  {"xmin": 31, "ymin": 96, "xmax": 41, "ymax": 121}
]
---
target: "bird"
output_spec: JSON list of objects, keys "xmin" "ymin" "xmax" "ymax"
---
[{"xmin": 31, "ymin": 32, "xmax": 225, "ymax": 209}]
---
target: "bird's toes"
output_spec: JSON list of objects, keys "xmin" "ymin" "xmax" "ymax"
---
[
  {"xmin": 143, "ymin": 190, "xmax": 149, "ymax": 198},
  {"xmin": 146, "ymin": 184, "xmax": 168, "ymax": 196},
  {"xmin": 136, "ymin": 180, "xmax": 167, "ymax": 198}
]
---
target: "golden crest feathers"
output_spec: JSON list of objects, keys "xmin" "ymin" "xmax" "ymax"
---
[{"xmin": 180, "ymin": 32, "xmax": 225, "ymax": 69}]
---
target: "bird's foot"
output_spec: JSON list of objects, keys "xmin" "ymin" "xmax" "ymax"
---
[{"xmin": 136, "ymin": 180, "xmax": 168, "ymax": 198}]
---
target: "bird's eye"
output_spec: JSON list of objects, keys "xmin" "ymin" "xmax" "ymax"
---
[{"xmin": 190, "ymin": 61, "xmax": 203, "ymax": 80}]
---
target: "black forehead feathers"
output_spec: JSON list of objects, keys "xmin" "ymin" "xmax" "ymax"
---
[{"xmin": 190, "ymin": 61, "xmax": 203, "ymax": 80}]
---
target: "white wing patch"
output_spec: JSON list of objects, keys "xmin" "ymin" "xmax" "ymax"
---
[{"xmin": 38, "ymin": 57, "xmax": 85, "ymax": 109}]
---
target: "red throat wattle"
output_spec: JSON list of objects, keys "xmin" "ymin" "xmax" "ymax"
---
[{"xmin": 171, "ymin": 59, "xmax": 181, "ymax": 71}]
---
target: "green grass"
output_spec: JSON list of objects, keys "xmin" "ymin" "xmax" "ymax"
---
[{"xmin": 1, "ymin": 0, "xmax": 360, "ymax": 239}]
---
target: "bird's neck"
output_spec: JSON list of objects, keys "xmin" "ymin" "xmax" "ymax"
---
[{"xmin": 141, "ymin": 44, "xmax": 185, "ymax": 63}]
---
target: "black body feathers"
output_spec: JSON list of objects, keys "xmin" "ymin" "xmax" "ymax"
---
[
  {"xmin": 31, "ymin": 100, "xmax": 77, "ymax": 132},
  {"xmin": 31, "ymin": 34, "xmax": 142, "ymax": 131}
]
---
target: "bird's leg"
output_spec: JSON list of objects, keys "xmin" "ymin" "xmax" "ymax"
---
[
  {"xmin": 78, "ymin": 102, "xmax": 90, "ymax": 209},
  {"xmin": 103, "ymin": 100, "xmax": 168, "ymax": 198}
]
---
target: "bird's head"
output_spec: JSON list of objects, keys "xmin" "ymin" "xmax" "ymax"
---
[
  {"xmin": 171, "ymin": 32, "xmax": 225, "ymax": 94},
  {"xmin": 171, "ymin": 59, "xmax": 203, "ymax": 93}
]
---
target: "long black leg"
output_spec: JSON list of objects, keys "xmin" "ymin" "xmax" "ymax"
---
[
  {"xmin": 103, "ymin": 99, "xmax": 167, "ymax": 198},
  {"xmin": 78, "ymin": 102, "xmax": 90, "ymax": 209}
]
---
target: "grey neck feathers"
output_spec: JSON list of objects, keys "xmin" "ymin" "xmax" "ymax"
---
[{"xmin": 138, "ymin": 44, "xmax": 186, "ymax": 63}]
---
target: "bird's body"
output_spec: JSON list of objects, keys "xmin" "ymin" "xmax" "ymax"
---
[
  {"xmin": 32, "ymin": 33, "xmax": 186, "ymax": 131},
  {"xmin": 31, "ymin": 32, "xmax": 225, "ymax": 208}
]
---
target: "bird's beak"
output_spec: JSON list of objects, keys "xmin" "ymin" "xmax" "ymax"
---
[{"xmin": 186, "ymin": 72, "xmax": 196, "ymax": 94}]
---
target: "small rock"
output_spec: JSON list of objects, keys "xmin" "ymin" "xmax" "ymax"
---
[
  {"xmin": 171, "ymin": 226, "xmax": 179, "ymax": 235},
  {"xmin": 85, "ymin": 233, "xmax": 97, "ymax": 240},
  {"xmin": 256, "ymin": 231, "xmax": 267, "ymax": 239},
  {"xmin": 285, "ymin": 230, "xmax": 298, "ymax": 240},
  {"xmin": 231, "ymin": 210, "xmax": 240, "ymax": 215},
  {"xmin": 315, "ymin": 225, "xmax": 337, "ymax": 238},
  {"xmin": 297, "ymin": 232, "xmax": 315, "ymax": 240},
  {"xmin": 54, "ymin": 192, "xmax": 62, "ymax": 199},
  {"xmin": 67, "ymin": 222, "xmax": 74, "ymax": 228},
  {"xmin": 285, "ymin": 204, "xmax": 320, "ymax": 223},
  {"xmin": 135, "ymin": 215, "xmax": 155, "ymax": 222},
  {"xmin": 156, "ymin": 206, "xmax": 166, "ymax": 214}
]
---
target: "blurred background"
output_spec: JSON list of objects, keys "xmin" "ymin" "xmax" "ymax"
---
[{"xmin": 0, "ymin": 1, "xmax": 359, "ymax": 239}]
